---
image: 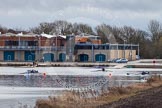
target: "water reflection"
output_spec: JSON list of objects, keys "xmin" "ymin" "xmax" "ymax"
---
[
  {"xmin": 0, "ymin": 71, "xmax": 153, "ymax": 108},
  {"xmin": 0, "ymin": 74, "xmax": 147, "ymax": 88}
]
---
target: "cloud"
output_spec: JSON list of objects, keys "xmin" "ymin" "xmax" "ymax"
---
[
  {"xmin": 0, "ymin": 0, "xmax": 161, "ymax": 30},
  {"xmin": 1, "ymin": 0, "xmax": 161, "ymax": 13},
  {"xmin": 92, "ymin": 0, "xmax": 162, "ymax": 12}
]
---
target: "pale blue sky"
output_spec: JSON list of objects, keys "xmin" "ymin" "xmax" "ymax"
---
[{"xmin": 0, "ymin": 0, "xmax": 161, "ymax": 30}]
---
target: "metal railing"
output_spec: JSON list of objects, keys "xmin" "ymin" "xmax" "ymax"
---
[{"xmin": 0, "ymin": 46, "xmax": 66, "ymax": 51}]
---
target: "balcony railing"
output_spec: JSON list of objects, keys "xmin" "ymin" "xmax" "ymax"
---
[
  {"xmin": 40, "ymin": 46, "xmax": 66, "ymax": 51},
  {"xmin": 0, "ymin": 46, "xmax": 66, "ymax": 51}
]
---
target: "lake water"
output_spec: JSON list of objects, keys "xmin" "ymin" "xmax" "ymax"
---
[{"xmin": 0, "ymin": 66, "xmax": 153, "ymax": 108}]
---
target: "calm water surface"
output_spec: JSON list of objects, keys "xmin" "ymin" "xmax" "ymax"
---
[{"xmin": 0, "ymin": 67, "xmax": 153, "ymax": 108}]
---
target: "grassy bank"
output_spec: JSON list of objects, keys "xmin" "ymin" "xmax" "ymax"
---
[{"xmin": 35, "ymin": 75, "xmax": 162, "ymax": 108}]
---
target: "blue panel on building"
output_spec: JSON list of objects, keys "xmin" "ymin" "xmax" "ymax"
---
[
  {"xmin": 43, "ymin": 53, "xmax": 54, "ymax": 62},
  {"xmin": 24, "ymin": 51, "xmax": 35, "ymax": 61},
  {"xmin": 95, "ymin": 54, "xmax": 106, "ymax": 62},
  {"xmin": 59, "ymin": 53, "xmax": 66, "ymax": 62},
  {"xmin": 79, "ymin": 54, "xmax": 89, "ymax": 62},
  {"xmin": 4, "ymin": 51, "xmax": 15, "ymax": 61}
]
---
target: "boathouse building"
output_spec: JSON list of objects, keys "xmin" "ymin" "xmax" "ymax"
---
[{"xmin": 0, "ymin": 33, "xmax": 139, "ymax": 62}]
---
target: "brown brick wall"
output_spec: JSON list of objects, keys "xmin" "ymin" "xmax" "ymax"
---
[{"xmin": 0, "ymin": 36, "xmax": 66, "ymax": 47}]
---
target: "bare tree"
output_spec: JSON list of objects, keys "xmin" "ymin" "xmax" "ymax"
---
[
  {"xmin": 96, "ymin": 24, "xmax": 116, "ymax": 44},
  {"xmin": 72, "ymin": 23, "xmax": 94, "ymax": 35},
  {"xmin": 0, "ymin": 25, "xmax": 8, "ymax": 34},
  {"xmin": 148, "ymin": 20, "xmax": 162, "ymax": 42}
]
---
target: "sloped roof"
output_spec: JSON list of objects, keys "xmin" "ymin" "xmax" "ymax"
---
[
  {"xmin": 41, "ymin": 33, "xmax": 66, "ymax": 39},
  {"xmin": 78, "ymin": 37, "xmax": 91, "ymax": 42},
  {"xmin": 41, "ymin": 33, "xmax": 55, "ymax": 38},
  {"xmin": 2, "ymin": 32, "xmax": 16, "ymax": 36},
  {"xmin": 58, "ymin": 35, "xmax": 66, "ymax": 39}
]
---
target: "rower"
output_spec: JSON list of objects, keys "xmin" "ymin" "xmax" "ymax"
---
[
  {"xmin": 141, "ymin": 71, "xmax": 149, "ymax": 75},
  {"xmin": 102, "ymin": 68, "xmax": 105, "ymax": 71}
]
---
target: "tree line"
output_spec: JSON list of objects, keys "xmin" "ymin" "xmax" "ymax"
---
[{"xmin": 0, "ymin": 20, "xmax": 162, "ymax": 59}]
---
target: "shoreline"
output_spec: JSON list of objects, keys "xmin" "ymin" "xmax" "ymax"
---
[
  {"xmin": 0, "ymin": 62, "xmax": 112, "ymax": 67},
  {"xmin": 1, "ymin": 60, "xmax": 162, "ymax": 69},
  {"xmin": 35, "ymin": 75, "xmax": 162, "ymax": 108}
]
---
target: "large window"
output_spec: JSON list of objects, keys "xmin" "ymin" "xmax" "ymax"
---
[
  {"xmin": 75, "ymin": 45, "xmax": 92, "ymax": 49},
  {"xmin": 20, "ymin": 41, "xmax": 28, "ymax": 46},
  {"xmin": 75, "ymin": 44, "xmax": 109, "ymax": 50},
  {"xmin": 110, "ymin": 45, "xmax": 118, "ymax": 50},
  {"xmin": 5, "ymin": 40, "xmax": 38, "ymax": 46},
  {"xmin": 94, "ymin": 45, "xmax": 106, "ymax": 50},
  {"xmin": 79, "ymin": 54, "xmax": 89, "ymax": 62},
  {"xmin": 5, "ymin": 41, "xmax": 18, "ymax": 46},
  {"xmin": 118, "ymin": 45, "xmax": 124, "ymax": 50},
  {"xmin": 95, "ymin": 54, "xmax": 106, "ymax": 62},
  {"xmin": 28, "ymin": 41, "xmax": 38, "ymax": 46}
]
